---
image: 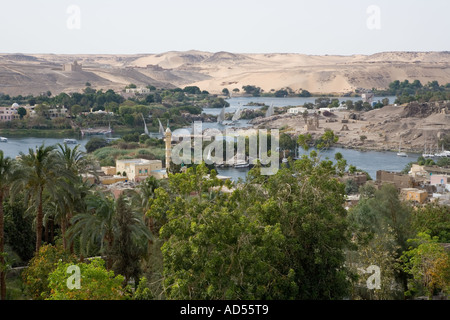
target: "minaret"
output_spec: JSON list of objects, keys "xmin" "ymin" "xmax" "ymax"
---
[{"xmin": 165, "ymin": 127, "xmax": 172, "ymax": 168}]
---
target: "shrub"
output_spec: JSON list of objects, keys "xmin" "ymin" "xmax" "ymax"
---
[
  {"xmin": 85, "ymin": 137, "xmax": 108, "ymax": 153},
  {"xmin": 22, "ymin": 245, "xmax": 77, "ymax": 300},
  {"xmin": 47, "ymin": 258, "xmax": 130, "ymax": 300}
]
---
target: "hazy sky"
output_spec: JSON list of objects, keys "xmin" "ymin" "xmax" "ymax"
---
[{"xmin": 0, "ymin": 0, "xmax": 449, "ymax": 55}]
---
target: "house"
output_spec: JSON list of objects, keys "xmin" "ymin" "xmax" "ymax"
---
[
  {"xmin": 0, "ymin": 103, "xmax": 19, "ymax": 122},
  {"xmin": 339, "ymin": 172, "xmax": 368, "ymax": 187},
  {"xmin": 430, "ymin": 175, "xmax": 450, "ymax": 186},
  {"xmin": 101, "ymin": 166, "xmax": 117, "ymax": 176},
  {"xmin": 288, "ymin": 107, "xmax": 310, "ymax": 114},
  {"xmin": 408, "ymin": 164, "xmax": 429, "ymax": 179},
  {"xmin": 125, "ymin": 87, "xmax": 151, "ymax": 94},
  {"xmin": 115, "ymin": 159, "xmax": 163, "ymax": 182},
  {"xmin": 401, "ymin": 188, "xmax": 428, "ymax": 204},
  {"xmin": 62, "ymin": 60, "xmax": 82, "ymax": 72},
  {"xmin": 376, "ymin": 170, "xmax": 416, "ymax": 190}
]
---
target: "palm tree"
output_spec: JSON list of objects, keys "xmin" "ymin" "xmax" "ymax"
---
[
  {"xmin": 54, "ymin": 143, "xmax": 93, "ymax": 251},
  {"xmin": 12, "ymin": 144, "xmax": 72, "ymax": 253},
  {"xmin": 111, "ymin": 193, "xmax": 152, "ymax": 286},
  {"xmin": 0, "ymin": 151, "xmax": 14, "ymax": 300},
  {"xmin": 68, "ymin": 190, "xmax": 117, "ymax": 268},
  {"xmin": 131, "ymin": 176, "xmax": 160, "ymax": 238}
]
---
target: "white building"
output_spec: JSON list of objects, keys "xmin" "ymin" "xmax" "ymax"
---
[
  {"xmin": 288, "ymin": 107, "xmax": 310, "ymax": 114},
  {"xmin": 125, "ymin": 87, "xmax": 151, "ymax": 94},
  {"xmin": 0, "ymin": 103, "xmax": 19, "ymax": 122}
]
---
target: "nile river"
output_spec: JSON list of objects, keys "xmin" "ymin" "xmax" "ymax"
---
[{"xmin": 0, "ymin": 96, "xmax": 414, "ymax": 181}]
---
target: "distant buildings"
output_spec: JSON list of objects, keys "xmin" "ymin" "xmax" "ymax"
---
[
  {"xmin": 125, "ymin": 87, "xmax": 150, "ymax": 94},
  {"xmin": 376, "ymin": 170, "xmax": 416, "ymax": 190},
  {"xmin": 288, "ymin": 107, "xmax": 310, "ymax": 114},
  {"xmin": 0, "ymin": 103, "xmax": 19, "ymax": 122},
  {"xmin": 361, "ymin": 92, "xmax": 374, "ymax": 104},
  {"xmin": 62, "ymin": 60, "xmax": 82, "ymax": 72},
  {"xmin": 115, "ymin": 159, "xmax": 165, "ymax": 182}
]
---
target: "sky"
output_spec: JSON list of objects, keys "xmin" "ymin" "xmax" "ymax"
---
[{"xmin": 0, "ymin": 0, "xmax": 449, "ymax": 55}]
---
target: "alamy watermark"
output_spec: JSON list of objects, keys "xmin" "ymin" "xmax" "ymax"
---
[
  {"xmin": 366, "ymin": 5, "xmax": 381, "ymax": 30},
  {"xmin": 66, "ymin": 265, "xmax": 81, "ymax": 290},
  {"xmin": 170, "ymin": 122, "xmax": 279, "ymax": 175},
  {"xmin": 359, "ymin": 265, "xmax": 381, "ymax": 290},
  {"xmin": 67, "ymin": 5, "xmax": 81, "ymax": 30}
]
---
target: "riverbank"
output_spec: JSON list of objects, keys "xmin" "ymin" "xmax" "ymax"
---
[{"xmin": 0, "ymin": 128, "xmax": 81, "ymax": 138}]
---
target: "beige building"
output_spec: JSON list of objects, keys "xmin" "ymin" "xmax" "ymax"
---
[
  {"xmin": 62, "ymin": 60, "xmax": 82, "ymax": 72},
  {"xmin": 116, "ymin": 158, "xmax": 163, "ymax": 182},
  {"xmin": 401, "ymin": 188, "xmax": 428, "ymax": 204},
  {"xmin": 101, "ymin": 166, "xmax": 117, "ymax": 176},
  {"xmin": 0, "ymin": 103, "xmax": 19, "ymax": 122}
]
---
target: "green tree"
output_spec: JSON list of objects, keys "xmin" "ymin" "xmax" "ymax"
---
[
  {"xmin": 279, "ymin": 133, "xmax": 296, "ymax": 152},
  {"xmin": 111, "ymin": 194, "xmax": 151, "ymax": 286},
  {"xmin": 3, "ymin": 194, "xmax": 34, "ymax": 263},
  {"xmin": 53, "ymin": 144, "xmax": 92, "ymax": 251},
  {"xmin": 85, "ymin": 137, "xmax": 108, "ymax": 153},
  {"xmin": 12, "ymin": 144, "xmax": 71, "ymax": 253},
  {"xmin": 360, "ymin": 135, "xmax": 367, "ymax": 144},
  {"xmin": 0, "ymin": 151, "xmax": 14, "ymax": 300},
  {"xmin": 345, "ymin": 179, "xmax": 359, "ymax": 195},
  {"xmin": 316, "ymin": 129, "xmax": 339, "ymax": 150},
  {"xmin": 68, "ymin": 191, "xmax": 116, "ymax": 268},
  {"xmin": 148, "ymin": 157, "xmax": 353, "ymax": 299},
  {"xmin": 347, "ymin": 227, "xmax": 402, "ymax": 300},
  {"xmin": 22, "ymin": 244, "xmax": 77, "ymax": 300},
  {"xmin": 400, "ymin": 232, "xmax": 450, "ymax": 299},
  {"xmin": 348, "ymin": 184, "xmax": 414, "ymax": 293},
  {"xmin": 411, "ymin": 203, "xmax": 450, "ymax": 242},
  {"xmin": 47, "ymin": 258, "xmax": 129, "ymax": 300},
  {"xmin": 17, "ymin": 107, "xmax": 26, "ymax": 119},
  {"xmin": 71, "ymin": 104, "xmax": 82, "ymax": 117}
]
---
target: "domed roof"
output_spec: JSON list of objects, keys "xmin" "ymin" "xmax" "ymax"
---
[{"xmin": 12, "ymin": 103, "xmax": 19, "ymax": 108}]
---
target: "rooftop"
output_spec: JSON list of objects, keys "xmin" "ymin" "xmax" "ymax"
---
[{"xmin": 116, "ymin": 159, "xmax": 161, "ymax": 165}]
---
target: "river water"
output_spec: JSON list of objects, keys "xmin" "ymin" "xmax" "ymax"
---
[{"xmin": 1, "ymin": 96, "xmax": 412, "ymax": 181}]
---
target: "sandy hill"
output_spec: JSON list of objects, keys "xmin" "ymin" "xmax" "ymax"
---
[{"xmin": 0, "ymin": 51, "xmax": 449, "ymax": 96}]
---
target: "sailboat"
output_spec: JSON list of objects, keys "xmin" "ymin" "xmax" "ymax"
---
[
  {"xmin": 142, "ymin": 114, "xmax": 149, "ymax": 136},
  {"xmin": 397, "ymin": 140, "xmax": 407, "ymax": 157},
  {"xmin": 265, "ymin": 104, "xmax": 274, "ymax": 118},
  {"xmin": 422, "ymin": 144, "xmax": 434, "ymax": 158},
  {"xmin": 217, "ymin": 106, "xmax": 226, "ymax": 125},
  {"xmin": 230, "ymin": 105, "xmax": 242, "ymax": 124},
  {"xmin": 158, "ymin": 118, "xmax": 165, "ymax": 136},
  {"xmin": 435, "ymin": 144, "xmax": 450, "ymax": 158}
]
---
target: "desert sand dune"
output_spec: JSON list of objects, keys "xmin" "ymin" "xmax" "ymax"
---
[{"xmin": 0, "ymin": 51, "xmax": 449, "ymax": 96}]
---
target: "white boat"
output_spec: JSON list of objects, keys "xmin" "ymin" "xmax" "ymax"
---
[
  {"xmin": 422, "ymin": 145, "xmax": 434, "ymax": 158},
  {"xmin": 63, "ymin": 138, "xmax": 77, "ymax": 144},
  {"xmin": 234, "ymin": 160, "xmax": 249, "ymax": 168},
  {"xmin": 397, "ymin": 141, "xmax": 407, "ymax": 157},
  {"xmin": 434, "ymin": 145, "xmax": 450, "ymax": 158},
  {"xmin": 0, "ymin": 137, "xmax": 7, "ymax": 142}
]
